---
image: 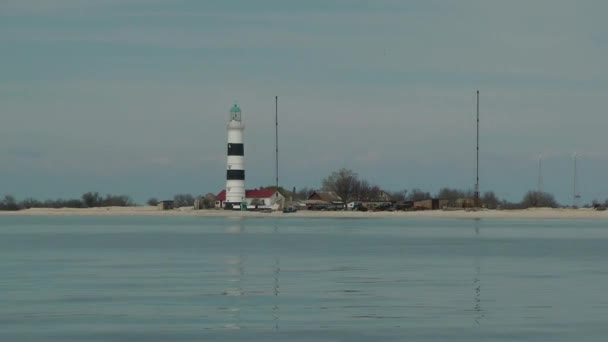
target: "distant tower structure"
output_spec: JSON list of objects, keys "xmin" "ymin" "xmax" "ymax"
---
[
  {"xmin": 225, "ymin": 103, "xmax": 246, "ymax": 209},
  {"xmin": 535, "ymin": 153, "xmax": 543, "ymax": 208},
  {"xmin": 573, "ymin": 153, "xmax": 580, "ymax": 208},
  {"xmin": 275, "ymin": 96, "xmax": 279, "ymax": 189},
  {"xmin": 474, "ymin": 90, "xmax": 481, "ymax": 207},
  {"xmin": 537, "ymin": 154, "xmax": 543, "ymax": 194}
]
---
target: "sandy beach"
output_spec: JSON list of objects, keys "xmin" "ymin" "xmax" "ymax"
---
[{"xmin": 0, "ymin": 206, "xmax": 607, "ymax": 219}]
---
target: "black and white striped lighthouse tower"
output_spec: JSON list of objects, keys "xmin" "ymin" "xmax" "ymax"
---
[{"xmin": 225, "ymin": 103, "xmax": 245, "ymax": 209}]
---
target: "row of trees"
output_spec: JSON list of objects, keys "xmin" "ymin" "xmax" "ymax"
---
[
  {"xmin": 319, "ymin": 169, "xmax": 433, "ymax": 204},
  {"xmin": 320, "ymin": 168, "xmax": 409, "ymax": 203},
  {"xmin": 80, "ymin": 192, "xmax": 135, "ymax": 207},
  {"xmin": 317, "ymin": 168, "xmax": 571, "ymax": 209},
  {"xmin": 146, "ymin": 194, "xmax": 197, "ymax": 207},
  {"xmin": 3, "ymin": 167, "xmax": 605, "ymax": 211},
  {"xmin": 146, "ymin": 193, "xmax": 217, "ymax": 209},
  {"xmin": 0, "ymin": 192, "xmax": 220, "ymax": 211},
  {"xmin": 0, "ymin": 192, "xmax": 135, "ymax": 211}
]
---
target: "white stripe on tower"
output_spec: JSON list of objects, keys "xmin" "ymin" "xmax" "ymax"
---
[{"xmin": 226, "ymin": 103, "xmax": 245, "ymax": 209}]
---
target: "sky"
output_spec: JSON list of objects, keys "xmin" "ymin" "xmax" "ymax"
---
[{"xmin": 1, "ymin": 0, "xmax": 608, "ymax": 205}]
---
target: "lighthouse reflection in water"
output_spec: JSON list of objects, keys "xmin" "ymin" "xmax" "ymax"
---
[{"xmin": 220, "ymin": 220, "xmax": 280, "ymax": 331}]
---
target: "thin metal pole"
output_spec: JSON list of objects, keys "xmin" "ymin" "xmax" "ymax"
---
[
  {"xmin": 537, "ymin": 154, "xmax": 543, "ymax": 194},
  {"xmin": 573, "ymin": 153, "xmax": 577, "ymax": 207},
  {"xmin": 475, "ymin": 90, "xmax": 480, "ymax": 206},
  {"xmin": 275, "ymin": 96, "xmax": 279, "ymax": 189},
  {"xmin": 536, "ymin": 153, "xmax": 543, "ymax": 208}
]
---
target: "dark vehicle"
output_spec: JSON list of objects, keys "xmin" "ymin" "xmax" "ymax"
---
[
  {"xmin": 373, "ymin": 203, "xmax": 393, "ymax": 212},
  {"xmin": 393, "ymin": 201, "xmax": 414, "ymax": 211},
  {"xmin": 353, "ymin": 203, "xmax": 368, "ymax": 212},
  {"xmin": 307, "ymin": 204, "xmax": 327, "ymax": 211},
  {"xmin": 283, "ymin": 206, "xmax": 298, "ymax": 213}
]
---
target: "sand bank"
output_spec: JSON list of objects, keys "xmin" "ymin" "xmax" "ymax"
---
[{"xmin": 1, "ymin": 206, "xmax": 607, "ymax": 220}]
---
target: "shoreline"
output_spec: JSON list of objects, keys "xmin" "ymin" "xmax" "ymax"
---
[{"xmin": 0, "ymin": 206, "xmax": 607, "ymax": 220}]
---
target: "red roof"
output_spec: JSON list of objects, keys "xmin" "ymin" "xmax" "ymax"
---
[{"xmin": 216, "ymin": 189, "xmax": 278, "ymax": 201}]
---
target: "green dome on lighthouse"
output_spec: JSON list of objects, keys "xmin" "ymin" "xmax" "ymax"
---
[
  {"xmin": 230, "ymin": 103, "xmax": 241, "ymax": 113},
  {"xmin": 229, "ymin": 102, "xmax": 242, "ymax": 122}
]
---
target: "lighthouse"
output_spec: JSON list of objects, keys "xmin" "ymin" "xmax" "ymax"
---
[{"xmin": 225, "ymin": 103, "xmax": 245, "ymax": 209}]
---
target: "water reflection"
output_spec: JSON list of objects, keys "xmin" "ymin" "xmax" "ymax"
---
[
  {"xmin": 220, "ymin": 221, "xmax": 282, "ymax": 331},
  {"xmin": 222, "ymin": 221, "xmax": 245, "ymax": 330},
  {"xmin": 272, "ymin": 224, "xmax": 281, "ymax": 331},
  {"xmin": 223, "ymin": 255, "xmax": 245, "ymax": 296},
  {"xmin": 473, "ymin": 220, "xmax": 484, "ymax": 324},
  {"xmin": 224, "ymin": 218, "xmax": 245, "ymax": 234},
  {"xmin": 222, "ymin": 254, "xmax": 244, "ymax": 330},
  {"xmin": 273, "ymin": 255, "xmax": 280, "ymax": 331}
]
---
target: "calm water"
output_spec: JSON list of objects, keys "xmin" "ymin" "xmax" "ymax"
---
[{"xmin": 1, "ymin": 216, "xmax": 608, "ymax": 341}]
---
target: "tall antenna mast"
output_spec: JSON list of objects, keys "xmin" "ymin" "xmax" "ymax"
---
[
  {"xmin": 275, "ymin": 96, "xmax": 279, "ymax": 189},
  {"xmin": 474, "ymin": 90, "xmax": 480, "ymax": 206},
  {"xmin": 535, "ymin": 153, "xmax": 543, "ymax": 208},
  {"xmin": 573, "ymin": 153, "xmax": 578, "ymax": 207},
  {"xmin": 537, "ymin": 153, "xmax": 543, "ymax": 194}
]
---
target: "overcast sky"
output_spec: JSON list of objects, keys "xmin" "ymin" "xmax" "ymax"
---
[{"xmin": 1, "ymin": 0, "xmax": 607, "ymax": 204}]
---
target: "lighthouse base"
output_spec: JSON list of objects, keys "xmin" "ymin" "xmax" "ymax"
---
[{"xmin": 224, "ymin": 202, "xmax": 247, "ymax": 211}]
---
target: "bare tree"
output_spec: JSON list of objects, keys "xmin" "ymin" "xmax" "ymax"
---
[
  {"xmin": 0, "ymin": 195, "xmax": 19, "ymax": 211},
  {"xmin": 173, "ymin": 194, "xmax": 195, "ymax": 207},
  {"xmin": 82, "ymin": 192, "xmax": 102, "ymax": 208},
  {"xmin": 101, "ymin": 194, "xmax": 134, "ymax": 207},
  {"xmin": 389, "ymin": 189, "xmax": 408, "ymax": 202},
  {"xmin": 201, "ymin": 193, "xmax": 216, "ymax": 209},
  {"xmin": 296, "ymin": 187, "xmax": 315, "ymax": 200},
  {"xmin": 521, "ymin": 191, "xmax": 559, "ymax": 208},
  {"xmin": 322, "ymin": 168, "xmax": 360, "ymax": 203},
  {"xmin": 406, "ymin": 188, "xmax": 431, "ymax": 202},
  {"xmin": 19, "ymin": 198, "xmax": 42, "ymax": 209},
  {"xmin": 482, "ymin": 191, "xmax": 500, "ymax": 209},
  {"xmin": 355, "ymin": 180, "xmax": 370, "ymax": 201},
  {"xmin": 147, "ymin": 198, "xmax": 159, "ymax": 206},
  {"xmin": 437, "ymin": 188, "xmax": 474, "ymax": 206},
  {"xmin": 368, "ymin": 185, "xmax": 382, "ymax": 201}
]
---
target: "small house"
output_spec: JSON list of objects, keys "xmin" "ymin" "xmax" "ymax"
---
[
  {"xmin": 413, "ymin": 199, "xmax": 449, "ymax": 210},
  {"xmin": 194, "ymin": 193, "xmax": 217, "ymax": 210},
  {"xmin": 455, "ymin": 198, "xmax": 477, "ymax": 208},
  {"xmin": 157, "ymin": 200, "xmax": 175, "ymax": 210},
  {"xmin": 306, "ymin": 191, "xmax": 344, "ymax": 210}
]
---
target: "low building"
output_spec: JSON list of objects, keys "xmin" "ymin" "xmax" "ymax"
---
[
  {"xmin": 375, "ymin": 191, "xmax": 392, "ymax": 202},
  {"xmin": 215, "ymin": 189, "xmax": 285, "ymax": 210},
  {"xmin": 157, "ymin": 200, "xmax": 175, "ymax": 210},
  {"xmin": 194, "ymin": 193, "xmax": 217, "ymax": 210},
  {"xmin": 305, "ymin": 191, "xmax": 344, "ymax": 210},
  {"xmin": 393, "ymin": 201, "xmax": 414, "ymax": 211},
  {"xmin": 455, "ymin": 198, "xmax": 476, "ymax": 208},
  {"xmin": 308, "ymin": 191, "xmax": 342, "ymax": 202},
  {"xmin": 413, "ymin": 199, "xmax": 449, "ymax": 210},
  {"xmin": 304, "ymin": 199, "xmax": 329, "ymax": 210},
  {"xmin": 283, "ymin": 200, "xmax": 306, "ymax": 211}
]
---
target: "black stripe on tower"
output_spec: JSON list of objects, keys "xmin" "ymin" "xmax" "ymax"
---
[
  {"xmin": 227, "ymin": 143, "xmax": 244, "ymax": 156},
  {"xmin": 226, "ymin": 170, "xmax": 245, "ymax": 180}
]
